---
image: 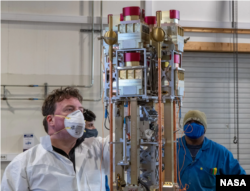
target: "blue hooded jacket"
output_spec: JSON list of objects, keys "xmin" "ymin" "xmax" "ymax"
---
[
  {"xmin": 177, "ymin": 136, "xmax": 246, "ymax": 191},
  {"xmin": 105, "ymin": 175, "xmax": 110, "ymax": 191}
]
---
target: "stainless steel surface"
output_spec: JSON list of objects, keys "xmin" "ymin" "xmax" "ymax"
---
[
  {"xmin": 123, "ymin": 120, "xmax": 128, "ymax": 164},
  {"xmin": 117, "ymin": 66, "xmax": 146, "ymax": 70},
  {"xmin": 114, "ymin": 103, "xmax": 125, "ymax": 188},
  {"xmin": 118, "ymin": 33, "xmax": 142, "ymax": 40}
]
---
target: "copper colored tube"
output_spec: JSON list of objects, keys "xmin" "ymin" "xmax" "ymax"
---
[
  {"xmin": 173, "ymin": 101, "xmax": 177, "ymax": 184},
  {"xmin": 156, "ymin": 11, "xmax": 163, "ymax": 190},
  {"xmin": 109, "ymin": 98, "xmax": 113, "ymax": 191},
  {"xmin": 108, "ymin": 13, "xmax": 114, "ymax": 191},
  {"xmin": 158, "ymin": 57, "xmax": 163, "ymax": 191},
  {"xmin": 109, "ymin": 46, "xmax": 113, "ymax": 191}
]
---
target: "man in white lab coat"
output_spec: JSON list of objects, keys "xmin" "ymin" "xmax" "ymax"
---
[
  {"xmin": 1, "ymin": 87, "xmax": 111, "ymax": 191},
  {"xmin": 80, "ymin": 109, "xmax": 110, "ymax": 191}
]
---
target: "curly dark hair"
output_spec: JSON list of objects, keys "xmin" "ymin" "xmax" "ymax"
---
[
  {"xmin": 42, "ymin": 87, "xmax": 83, "ymax": 133},
  {"xmin": 83, "ymin": 109, "xmax": 96, "ymax": 122}
]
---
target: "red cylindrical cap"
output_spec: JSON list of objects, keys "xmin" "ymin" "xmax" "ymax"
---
[
  {"xmin": 123, "ymin": 6, "xmax": 140, "ymax": 16},
  {"xmin": 120, "ymin": 13, "xmax": 124, "ymax": 21},
  {"xmin": 124, "ymin": 53, "xmax": 140, "ymax": 62},
  {"xmin": 169, "ymin": 10, "xmax": 180, "ymax": 19},
  {"xmin": 144, "ymin": 16, "xmax": 156, "ymax": 25},
  {"xmin": 108, "ymin": 14, "xmax": 113, "ymax": 24},
  {"xmin": 170, "ymin": 54, "xmax": 180, "ymax": 63}
]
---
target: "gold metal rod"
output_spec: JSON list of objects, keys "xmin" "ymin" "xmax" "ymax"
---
[
  {"xmin": 158, "ymin": 56, "xmax": 163, "ymax": 191},
  {"xmin": 109, "ymin": 14, "xmax": 113, "ymax": 31},
  {"xmin": 156, "ymin": 11, "xmax": 161, "ymax": 28},
  {"xmin": 158, "ymin": 43, "xmax": 161, "ymax": 60}
]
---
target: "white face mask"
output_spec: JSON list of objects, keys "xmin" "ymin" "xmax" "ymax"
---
[{"xmin": 53, "ymin": 110, "xmax": 85, "ymax": 138}]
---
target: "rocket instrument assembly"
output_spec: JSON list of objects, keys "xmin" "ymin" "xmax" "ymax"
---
[{"xmin": 101, "ymin": 6, "xmax": 186, "ymax": 191}]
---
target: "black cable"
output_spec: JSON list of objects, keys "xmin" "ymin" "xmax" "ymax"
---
[
  {"xmin": 233, "ymin": 0, "xmax": 236, "ymax": 143},
  {"xmin": 235, "ymin": 0, "xmax": 239, "ymax": 161},
  {"xmin": 104, "ymin": 117, "xmax": 110, "ymax": 130},
  {"xmin": 232, "ymin": 0, "xmax": 239, "ymax": 161},
  {"xmin": 138, "ymin": 178, "xmax": 150, "ymax": 191},
  {"xmin": 232, "ymin": 0, "xmax": 237, "ymax": 145}
]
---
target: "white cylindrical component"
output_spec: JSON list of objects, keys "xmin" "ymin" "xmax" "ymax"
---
[
  {"xmin": 170, "ymin": 19, "xmax": 178, "ymax": 24},
  {"xmin": 124, "ymin": 102, "xmax": 128, "ymax": 117}
]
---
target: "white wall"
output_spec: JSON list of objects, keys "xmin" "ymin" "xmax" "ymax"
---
[
  {"xmin": 1, "ymin": 0, "xmax": 141, "ymax": 179},
  {"xmin": 151, "ymin": 1, "xmax": 250, "ymax": 23},
  {"xmin": 1, "ymin": 0, "xmax": 249, "ymax": 179},
  {"xmin": 1, "ymin": 1, "xmax": 141, "ymax": 17},
  {"xmin": 150, "ymin": 1, "xmax": 250, "ymax": 44}
]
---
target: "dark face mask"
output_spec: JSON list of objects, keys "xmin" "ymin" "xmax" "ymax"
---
[{"xmin": 83, "ymin": 128, "xmax": 98, "ymax": 138}]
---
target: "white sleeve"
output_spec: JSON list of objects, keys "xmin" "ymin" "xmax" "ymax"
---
[
  {"xmin": 1, "ymin": 158, "xmax": 30, "ymax": 191},
  {"xmin": 96, "ymin": 134, "xmax": 115, "ymax": 174}
]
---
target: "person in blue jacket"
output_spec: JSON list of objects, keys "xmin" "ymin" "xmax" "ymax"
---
[
  {"xmin": 81, "ymin": 109, "xmax": 110, "ymax": 191},
  {"xmin": 177, "ymin": 110, "xmax": 246, "ymax": 191}
]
